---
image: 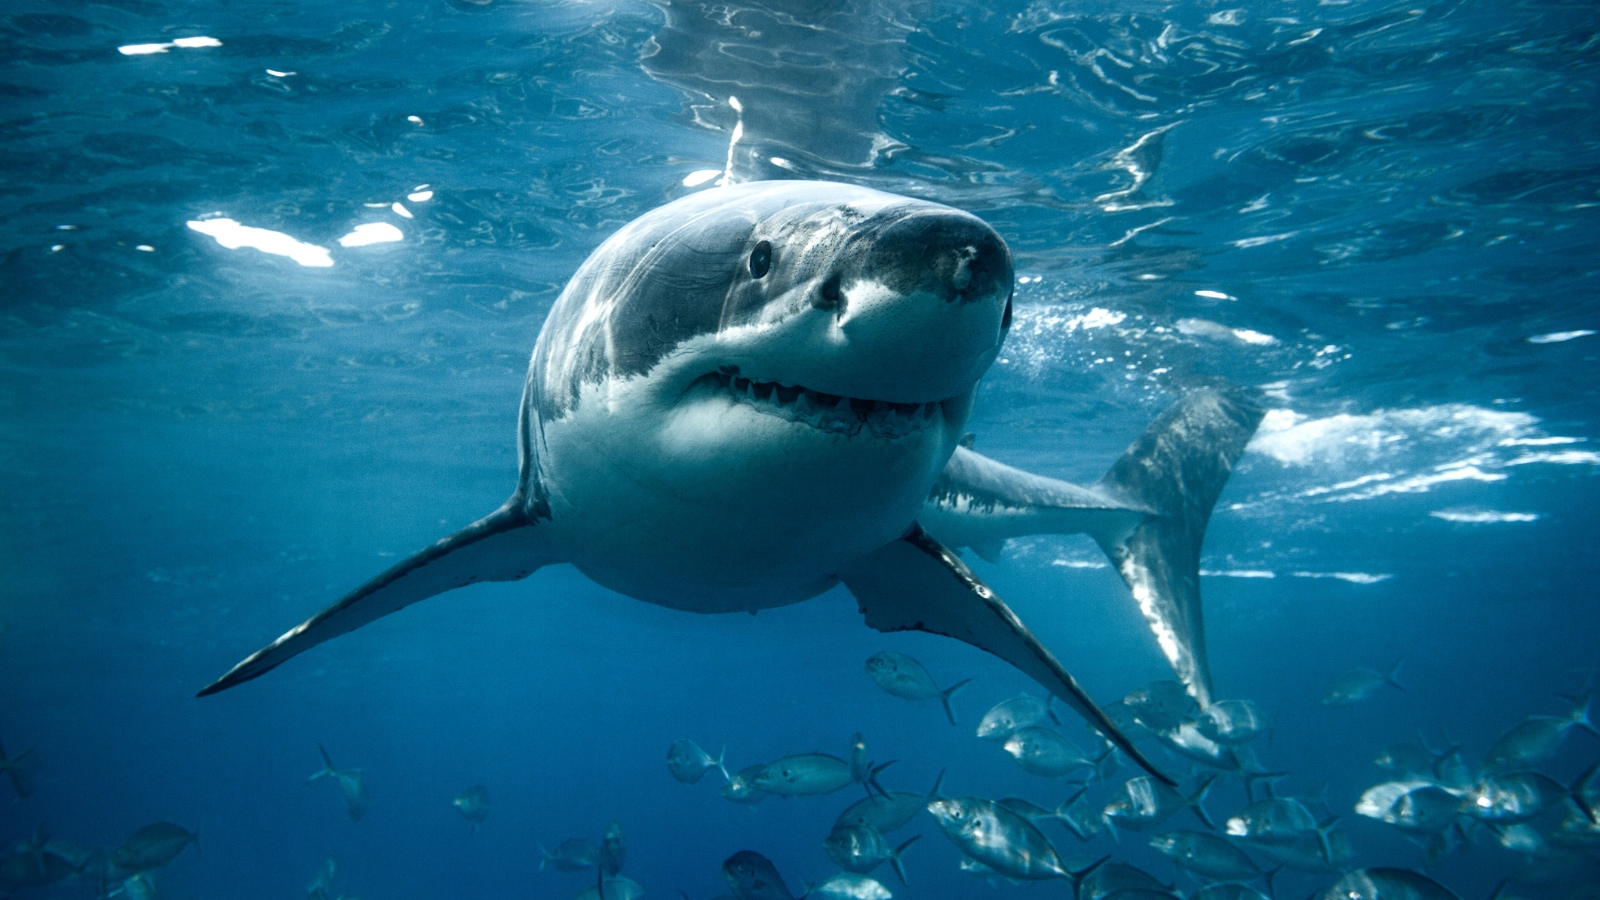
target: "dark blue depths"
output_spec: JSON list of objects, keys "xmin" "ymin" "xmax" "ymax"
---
[{"xmin": 1, "ymin": 0, "xmax": 1598, "ymax": 898}]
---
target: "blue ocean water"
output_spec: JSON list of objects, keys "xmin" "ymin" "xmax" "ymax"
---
[{"xmin": 2, "ymin": 0, "xmax": 1598, "ymax": 898}]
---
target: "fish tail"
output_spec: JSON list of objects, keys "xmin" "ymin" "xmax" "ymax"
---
[
  {"xmin": 1045, "ymin": 694, "xmax": 1061, "ymax": 726},
  {"xmin": 1262, "ymin": 866, "xmax": 1281, "ymax": 896},
  {"xmin": 1569, "ymin": 694, "xmax": 1598, "ymax": 738},
  {"xmin": 1315, "ymin": 815, "xmax": 1341, "ymax": 865},
  {"xmin": 308, "ymin": 744, "xmax": 334, "ymax": 782},
  {"xmin": 1093, "ymin": 387, "xmax": 1265, "ymax": 709},
  {"xmin": 1067, "ymin": 855, "xmax": 1109, "ymax": 887},
  {"xmin": 1568, "ymin": 760, "xmax": 1600, "ymax": 824},
  {"xmin": 940, "ymin": 678, "xmax": 973, "ymax": 726},
  {"xmin": 1103, "ymin": 814, "xmax": 1120, "ymax": 844},
  {"xmin": 715, "ymin": 745, "xmax": 731, "ymax": 783},
  {"xmin": 867, "ymin": 760, "xmax": 896, "ymax": 798},
  {"xmin": 538, "ymin": 844, "xmax": 550, "ymax": 872},
  {"xmin": 889, "ymin": 835, "xmax": 919, "ymax": 885},
  {"xmin": 1241, "ymin": 770, "xmax": 1287, "ymax": 803},
  {"xmin": 1384, "ymin": 658, "xmax": 1406, "ymax": 691},
  {"xmin": 1188, "ymin": 775, "xmax": 1218, "ymax": 830}
]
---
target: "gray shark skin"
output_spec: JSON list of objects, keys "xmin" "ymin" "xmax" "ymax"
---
[{"xmin": 196, "ymin": 180, "xmax": 1262, "ymax": 785}]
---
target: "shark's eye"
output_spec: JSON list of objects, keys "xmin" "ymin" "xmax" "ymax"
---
[{"xmin": 749, "ymin": 240, "xmax": 772, "ymax": 278}]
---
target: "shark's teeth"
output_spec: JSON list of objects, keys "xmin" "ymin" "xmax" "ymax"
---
[{"xmin": 702, "ymin": 372, "xmax": 937, "ymax": 438}]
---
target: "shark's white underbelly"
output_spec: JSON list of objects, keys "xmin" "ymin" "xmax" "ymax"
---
[{"xmin": 536, "ymin": 378, "xmax": 958, "ymax": 613}]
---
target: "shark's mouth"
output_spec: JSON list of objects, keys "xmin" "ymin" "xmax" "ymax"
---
[{"xmin": 695, "ymin": 369, "xmax": 941, "ymax": 439}]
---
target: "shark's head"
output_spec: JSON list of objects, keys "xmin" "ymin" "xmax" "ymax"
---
[{"xmin": 527, "ymin": 181, "xmax": 1013, "ymax": 606}]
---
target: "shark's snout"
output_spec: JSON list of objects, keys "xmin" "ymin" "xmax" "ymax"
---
[
  {"xmin": 860, "ymin": 211, "xmax": 1013, "ymax": 307},
  {"xmin": 809, "ymin": 210, "xmax": 1013, "ymax": 403}
]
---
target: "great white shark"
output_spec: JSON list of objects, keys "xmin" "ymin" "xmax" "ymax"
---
[{"xmin": 199, "ymin": 181, "xmax": 1262, "ymax": 784}]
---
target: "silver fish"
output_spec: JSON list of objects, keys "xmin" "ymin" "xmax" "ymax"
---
[
  {"xmin": 1156, "ymin": 722, "xmax": 1243, "ymax": 770},
  {"xmin": 307, "ymin": 858, "xmax": 336, "ymax": 899},
  {"xmin": 809, "ymin": 873, "xmax": 891, "ymax": 900},
  {"xmin": 1123, "ymin": 681, "xmax": 1196, "ymax": 733},
  {"xmin": 823, "ymin": 823, "xmax": 918, "ymax": 884},
  {"xmin": 1192, "ymin": 886, "xmax": 1271, "ymax": 900},
  {"xmin": 723, "ymin": 850, "xmax": 799, "ymax": 900},
  {"xmin": 834, "ymin": 771, "xmax": 943, "ymax": 834},
  {"xmin": 110, "ymin": 822, "xmax": 198, "ymax": 874},
  {"xmin": 1484, "ymin": 698, "xmax": 1596, "ymax": 774},
  {"xmin": 1463, "ymin": 767, "xmax": 1597, "ymax": 825},
  {"xmin": 1079, "ymin": 862, "xmax": 1171, "ymax": 900},
  {"xmin": 307, "ymin": 744, "xmax": 366, "ymax": 822},
  {"xmin": 0, "ymin": 740, "xmax": 37, "ymax": 800},
  {"xmin": 667, "ymin": 739, "xmax": 729, "ymax": 784},
  {"xmin": 574, "ymin": 876, "xmax": 644, "ymax": 900},
  {"xmin": 1195, "ymin": 699, "xmax": 1269, "ymax": 745},
  {"xmin": 864, "ymin": 651, "xmax": 970, "ymax": 725},
  {"xmin": 1316, "ymin": 867, "xmax": 1460, "ymax": 900},
  {"xmin": 1321, "ymin": 661, "xmax": 1404, "ymax": 706},
  {"xmin": 1226, "ymin": 797, "xmax": 1321, "ymax": 845},
  {"xmin": 121, "ymin": 872, "xmax": 159, "ymax": 900},
  {"xmin": 540, "ymin": 838, "xmax": 598, "ymax": 872},
  {"xmin": 453, "ymin": 785, "xmax": 490, "ymax": 830},
  {"xmin": 1002, "ymin": 726, "xmax": 1097, "ymax": 778},
  {"xmin": 1103, "ymin": 776, "xmax": 1216, "ymax": 833},
  {"xmin": 926, "ymin": 796, "xmax": 1100, "ymax": 884},
  {"xmin": 1355, "ymin": 781, "xmax": 1459, "ymax": 834},
  {"xmin": 975, "ymin": 693, "xmax": 1056, "ymax": 741},
  {"xmin": 752, "ymin": 735, "xmax": 882, "ymax": 797},
  {"xmin": 598, "ymin": 822, "xmax": 625, "ymax": 877},
  {"xmin": 722, "ymin": 764, "xmax": 768, "ymax": 805},
  {"xmin": 1148, "ymin": 830, "xmax": 1265, "ymax": 883},
  {"xmin": 1374, "ymin": 741, "xmax": 1450, "ymax": 781}
]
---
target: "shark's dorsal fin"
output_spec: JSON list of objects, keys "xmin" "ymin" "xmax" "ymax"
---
[
  {"xmin": 838, "ymin": 525, "xmax": 1173, "ymax": 785},
  {"xmin": 198, "ymin": 500, "xmax": 551, "ymax": 696}
]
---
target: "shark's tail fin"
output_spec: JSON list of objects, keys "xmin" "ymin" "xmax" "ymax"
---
[
  {"xmin": 939, "ymin": 678, "xmax": 972, "ymax": 726},
  {"xmin": 1094, "ymin": 388, "xmax": 1264, "ymax": 709}
]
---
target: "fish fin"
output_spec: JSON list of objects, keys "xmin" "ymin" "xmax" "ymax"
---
[
  {"xmin": 1093, "ymin": 388, "xmax": 1264, "ymax": 709},
  {"xmin": 1188, "ymin": 775, "xmax": 1218, "ymax": 830},
  {"xmin": 1315, "ymin": 815, "xmax": 1340, "ymax": 864},
  {"xmin": 1569, "ymin": 694, "xmax": 1599, "ymax": 738},
  {"xmin": 1241, "ymin": 770, "xmax": 1287, "ymax": 803},
  {"xmin": 4, "ymin": 749, "xmax": 36, "ymax": 799},
  {"xmin": 940, "ymin": 678, "xmax": 972, "ymax": 726},
  {"xmin": 1384, "ymin": 658, "xmax": 1406, "ymax": 691},
  {"xmin": 308, "ymin": 744, "xmax": 335, "ymax": 783},
  {"xmin": 889, "ymin": 835, "xmax": 920, "ymax": 885},
  {"xmin": 927, "ymin": 769, "xmax": 946, "ymax": 801},
  {"xmin": 1069, "ymin": 855, "xmax": 1109, "ymax": 887},
  {"xmin": 198, "ymin": 501, "xmax": 552, "ymax": 696},
  {"xmin": 715, "ymin": 745, "xmax": 730, "ymax": 783},
  {"xmin": 1262, "ymin": 865, "xmax": 1280, "ymax": 896},
  {"xmin": 1486, "ymin": 878, "xmax": 1510, "ymax": 900},
  {"xmin": 1045, "ymin": 694, "xmax": 1062, "ymax": 726},
  {"xmin": 867, "ymin": 760, "xmax": 896, "ymax": 798},
  {"xmin": 1568, "ymin": 760, "xmax": 1600, "ymax": 824},
  {"xmin": 970, "ymin": 540, "xmax": 1004, "ymax": 564},
  {"xmin": 1104, "ymin": 816, "xmax": 1120, "ymax": 844},
  {"xmin": 839, "ymin": 525, "xmax": 1175, "ymax": 786}
]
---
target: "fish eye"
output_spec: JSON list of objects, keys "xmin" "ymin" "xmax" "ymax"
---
[{"xmin": 749, "ymin": 240, "xmax": 772, "ymax": 278}]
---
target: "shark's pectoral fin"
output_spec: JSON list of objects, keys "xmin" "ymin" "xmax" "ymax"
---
[
  {"xmin": 838, "ymin": 525, "xmax": 1174, "ymax": 786},
  {"xmin": 198, "ymin": 500, "xmax": 550, "ymax": 697}
]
